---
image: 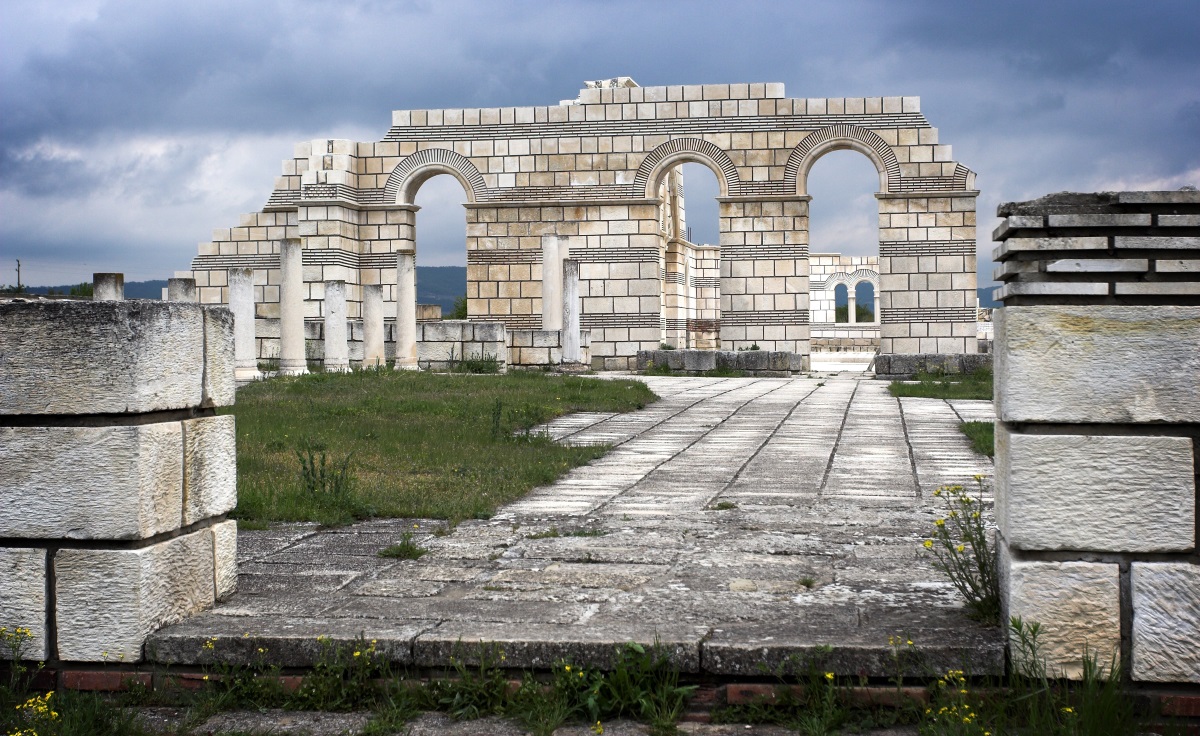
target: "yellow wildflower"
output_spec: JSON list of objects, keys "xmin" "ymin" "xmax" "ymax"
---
[
  {"xmin": 353, "ymin": 651, "xmax": 361, "ymax": 657},
  {"xmin": 923, "ymin": 540, "xmax": 933, "ymax": 549},
  {"xmin": 935, "ymin": 519, "xmax": 945, "ymax": 527},
  {"xmin": 824, "ymin": 672, "xmax": 834, "ymax": 681},
  {"xmin": 956, "ymin": 544, "xmax": 965, "ymax": 553}
]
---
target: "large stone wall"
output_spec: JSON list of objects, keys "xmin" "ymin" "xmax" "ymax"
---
[
  {"xmin": 180, "ymin": 78, "xmax": 979, "ymax": 369},
  {"xmin": 992, "ymin": 191, "xmax": 1200, "ymax": 683},
  {"xmin": 0, "ymin": 299, "xmax": 238, "ymax": 663}
]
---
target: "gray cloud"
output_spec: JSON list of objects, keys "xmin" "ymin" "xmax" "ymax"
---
[{"xmin": 1, "ymin": 0, "xmax": 1197, "ymax": 285}]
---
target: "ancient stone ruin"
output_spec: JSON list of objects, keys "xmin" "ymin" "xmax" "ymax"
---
[
  {"xmin": 173, "ymin": 78, "xmax": 980, "ymax": 371},
  {"xmin": 0, "ymin": 291, "xmax": 238, "ymax": 663}
]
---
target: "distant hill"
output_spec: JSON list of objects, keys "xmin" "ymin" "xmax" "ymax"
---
[
  {"xmin": 417, "ymin": 266, "xmax": 466, "ymax": 312},
  {"xmin": 977, "ymin": 286, "xmax": 1000, "ymax": 308},
  {"xmin": 20, "ymin": 280, "xmax": 168, "ymax": 299}
]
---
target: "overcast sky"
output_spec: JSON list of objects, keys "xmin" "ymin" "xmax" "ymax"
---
[{"xmin": 2, "ymin": 0, "xmax": 1197, "ymax": 287}]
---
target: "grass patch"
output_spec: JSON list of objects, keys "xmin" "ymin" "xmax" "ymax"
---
[
  {"xmin": 378, "ymin": 532, "xmax": 427, "ymax": 559},
  {"xmin": 961, "ymin": 420, "xmax": 995, "ymax": 457},
  {"xmin": 226, "ymin": 370, "xmax": 656, "ymax": 527},
  {"xmin": 888, "ymin": 367, "xmax": 993, "ymax": 400}
]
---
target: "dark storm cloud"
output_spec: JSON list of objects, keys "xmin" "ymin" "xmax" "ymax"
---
[{"xmin": 1, "ymin": 0, "xmax": 1198, "ymax": 283}]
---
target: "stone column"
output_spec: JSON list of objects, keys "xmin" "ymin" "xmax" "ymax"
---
[
  {"xmin": 992, "ymin": 190, "xmax": 1200, "ymax": 684},
  {"xmin": 362, "ymin": 284, "xmax": 385, "ymax": 368},
  {"xmin": 227, "ymin": 268, "xmax": 258, "ymax": 381},
  {"xmin": 278, "ymin": 239, "xmax": 307, "ymax": 376},
  {"xmin": 167, "ymin": 278, "xmax": 197, "ymax": 302},
  {"xmin": 562, "ymin": 258, "xmax": 581, "ymax": 363},
  {"xmin": 93, "ymin": 273, "xmax": 124, "ymax": 301},
  {"xmin": 847, "ymin": 284, "xmax": 858, "ymax": 325},
  {"xmin": 541, "ymin": 235, "xmax": 564, "ymax": 331},
  {"xmin": 323, "ymin": 280, "xmax": 350, "ymax": 373},
  {"xmin": 874, "ymin": 290, "xmax": 881, "ymax": 325},
  {"xmin": 394, "ymin": 251, "xmax": 417, "ymax": 370}
]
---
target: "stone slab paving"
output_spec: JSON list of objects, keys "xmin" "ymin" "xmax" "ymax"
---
[{"xmin": 151, "ymin": 373, "xmax": 1001, "ymax": 678}]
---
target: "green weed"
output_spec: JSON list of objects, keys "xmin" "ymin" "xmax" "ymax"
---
[
  {"xmin": 378, "ymin": 531, "xmax": 428, "ymax": 559},
  {"xmin": 922, "ymin": 478, "xmax": 1000, "ymax": 625}
]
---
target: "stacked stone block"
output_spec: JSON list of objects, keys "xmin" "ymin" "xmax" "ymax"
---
[
  {"xmin": 183, "ymin": 79, "xmax": 978, "ymax": 369},
  {"xmin": 416, "ymin": 321, "xmax": 507, "ymax": 372},
  {"xmin": 992, "ymin": 191, "xmax": 1200, "ymax": 683},
  {"xmin": 0, "ymin": 300, "xmax": 237, "ymax": 663},
  {"xmin": 507, "ymin": 329, "xmax": 592, "ymax": 368}
]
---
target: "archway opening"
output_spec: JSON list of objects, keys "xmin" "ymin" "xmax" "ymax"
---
[
  {"xmin": 806, "ymin": 148, "xmax": 883, "ymax": 365},
  {"xmin": 410, "ymin": 173, "xmax": 469, "ymax": 318},
  {"xmin": 655, "ymin": 161, "xmax": 722, "ymax": 349},
  {"xmin": 834, "ymin": 284, "xmax": 849, "ymax": 323},
  {"xmin": 856, "ymin": 281, "xmax": 876, "ymax": 323}
]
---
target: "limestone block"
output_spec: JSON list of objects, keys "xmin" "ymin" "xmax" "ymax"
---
[
  {"xmin": 682, "ymin": 350, "xmax": 716, "ymax": 372},
  {"xmin": 203, "ymin": 308, "xmax": 235, "ymax": 407},
  {"xmin": 212, "ymin": 520, "xmax": 239, "ymax": 600},
  {"xmin": 0, "ymin": 548, "xmax": 48, "ymax": 660},
  {"xmin": 55, "ymin": 529, "xmax": 216, "ymax": 662},
  {"xmin": 1131, "ymin": 563, "xmax": 1200, "ymax": 683},
  {"xmin": 0, "ymin": 423, "xmax": 183, "ymax": 540},
  {"xmin": 995, "ymin": 305, "xmax": 1200, "ymax": 423},
  {"xmin": 0, "ymin": 301, "xmax": 210, "ymax": 414},
  {"xmin": 997, "ymin": 427, "xmax": 1194, "ymax": 552},
  {"xmin": 1003, "ymin": 558, "xmax": 1120, "ymax": 678},
  {"xmin": 182, "ymin": 416, "xmax": 237, "ymax": 526}
]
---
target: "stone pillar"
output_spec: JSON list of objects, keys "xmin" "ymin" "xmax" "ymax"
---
[
  {"xmin": 362, "ymin": 284, "xmax": 385, "ymax": 368},
  {"xmin": 394, "ymin": 251, "xmax": 417, "ymax": 370},
  {"xmin": 167, "ymin": 278, "xmax": 197, "ymax": 302},
  {"xmin": 93, "ymin": 273, "xmax": 124, "ymax": 301},
  {"xmin": 992, "ymin": 190, "xmax": 1200, "ymax": 684},
  {"xmin": 542, "ymin": 234, "xmax": 564, "ymax": 331},
  {"xmin": 227, "ymin": 268, "xmax": 258, "ymax": 381},
  {"xmin": 278, "ymin": 238, "xmax": 307, "ymax": 376},
  {"xmin": 0, "ymin": 300, "xmax": 237, "ymax": 662},
  {"xmin": 323, "ymin": 280, "xmax": 350, "ymax": 373},
  {"xmin": 847, "ymin": 285, "xmax": 858, "ymax": 325},
  {"xmin": 562, "ymin": 258, "xmax": 581, "ymax": 363},
  {"xmin": 874, "ymin": 290, "xmax": 881, "ymax": 325}
]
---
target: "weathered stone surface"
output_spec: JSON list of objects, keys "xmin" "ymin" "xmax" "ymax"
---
[
  {"xmin": 1002, "ymin": 558, "xmax": 1120, "ymax": 679},
  {"xmin": 995, "ymin": 305, "xmax": 1200, "ymax": 423},
  {"xmin": 149, "ymin": 613, "xmax": 434, "ymax": 666},
  {"xmin": 1131, "ymin": 563, "xmax": 1200, "ymax": 683},
  {"xmin": 413, "ymin": 621, "xmax": 706, "ymax": 671},
  {"xmin": 56, "ymin": 528, "xmax": 216, "ymax": 662},
  {"xmin": 0, "ymin": 423, "xmax": 183, "ymax": 540},
  {"xmin": 202, "ymin": 307, "xmax": 236, "ymax": 407},
  {"xmin": 212, "ymin": 520, "xmax": 239, "ymax": 600},
  {"xmin": 0, "ymin": 548, "xmax": 48, "ymax": 660},
  {"xmin": 182, "ymin": 416, "xmax": 237, "ymax": 526},
  {"xmin": 996, "ymin": 427, "xmax": 1195, "ymax": 552},
  {"xmin": 0, "ymin": 301, "xmax": 207, "ymax": 414}
]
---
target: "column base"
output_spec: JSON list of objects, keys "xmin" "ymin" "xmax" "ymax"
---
[
  {"xmin": 278, "ymin": 361, "xmax": 308, "ymax": 376},
  {"xmin": 233, "ymin": 366, "xmax": 261, "ymax": 382},
  {"xmin": 393, "ymin": 359, "xmax": 419, "ymax": 371},
  {"xmin": 325, "ymin": 362, "xmax": 351, "ymax": 373}
]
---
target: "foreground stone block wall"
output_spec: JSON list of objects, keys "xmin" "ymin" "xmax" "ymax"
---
[
  {"xmin": 992, "ymin": 191, "xmax": 1200, "ymax": 683},
  {"xmin": 508, "ymin": 328, "xmax": 592, "ymax": 368},
  {"xmin": 416, "ymin": 320, "xmax": 507, "ymax": 372},
  {"xmin": 0, "ymin": 300, "xmax": 238, "ymax": 663}
]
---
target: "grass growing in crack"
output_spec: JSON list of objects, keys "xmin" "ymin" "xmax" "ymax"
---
[
  {"xmin": 888, "ymin": 367, "xmax": 993, "ymax": 400},
  {"xmin": 378, "ymin": 532, "xmax": 427, "ymax": 559},
  {"xmin": 525, "ymin": 526, "xmax": 608, "ymax": 540},
  {"xmin": 922, "ymin": 477, "xmax": 1000, "ymax": 625},
  {"xmin": 711, "ymin": 647, "xmax": 850, "ymax": 733},
  {"xmin": 707, "ymin": 501, "xmax": 738, "ymax": 511},
  {"xmin": 960, "ymin": 420, "xmax": 994, "ymax": 457},
  {"xmin": 227, "ymin": 370, "xmax": 656, "ymax": 526}
]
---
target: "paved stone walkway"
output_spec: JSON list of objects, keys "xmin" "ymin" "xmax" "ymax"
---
[{"xmin": 152, "ymin": 373, "xmax": 1002, "ymax": 677}]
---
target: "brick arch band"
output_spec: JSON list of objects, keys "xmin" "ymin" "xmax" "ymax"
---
[
  {"xmin": 823, "ymin": 268, "xmax": 880, "ymax": 290},
  {"xmin": 384, "ymin": 148, "xmax": 488, "ymax": 204},
  {"xmin": 786, "ymin": 125, "xmax": 902, "ymax": 195},
  {"xmin": 634, "ymin": 137, "xmax": 740, "ymax": 198}
]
